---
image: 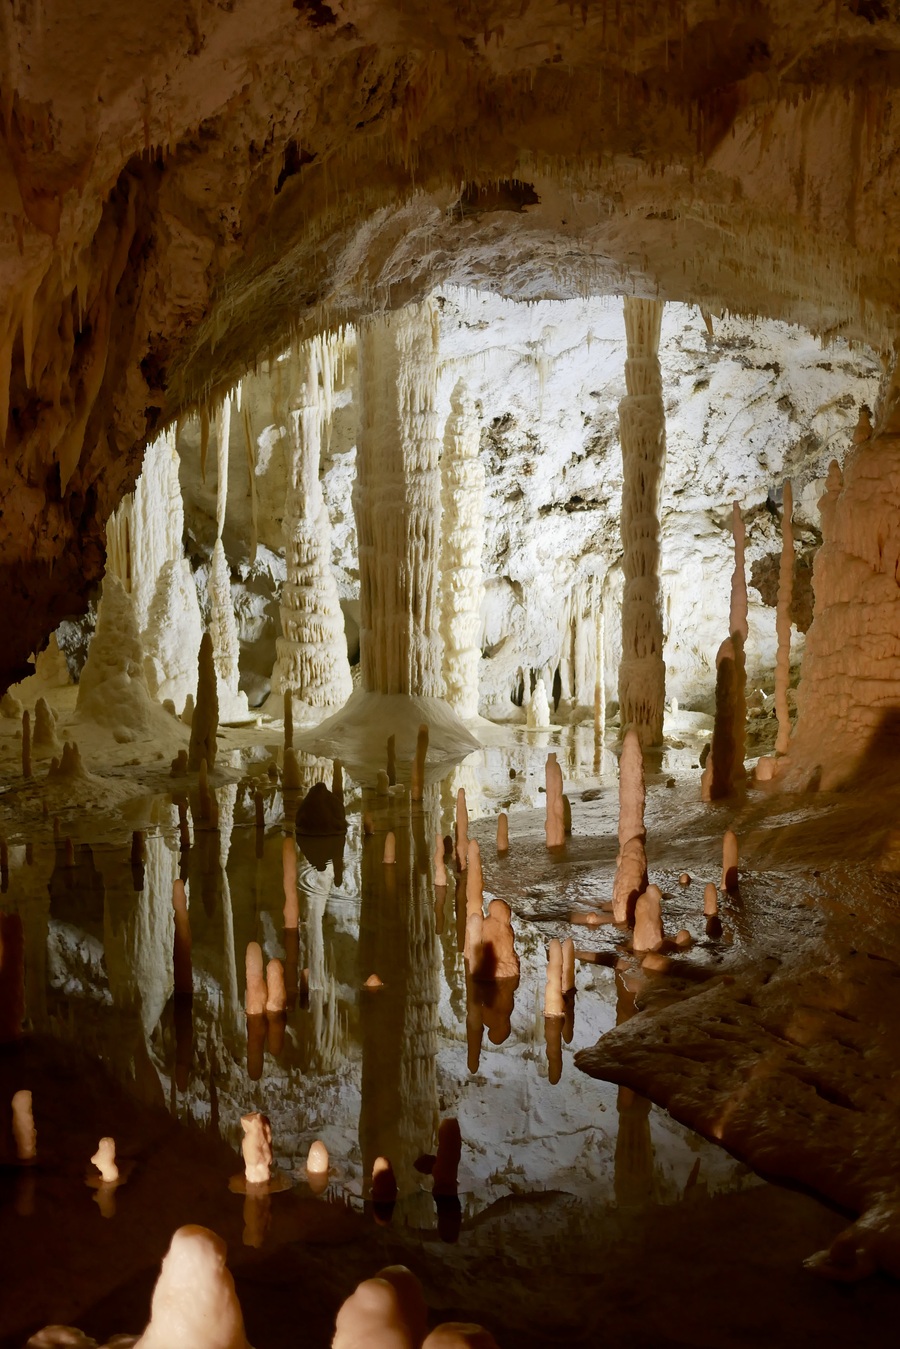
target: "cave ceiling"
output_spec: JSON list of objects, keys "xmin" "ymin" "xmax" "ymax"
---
[{"xmin": 0, "ymin": 0, "xmax": 898, "ymax": 685}]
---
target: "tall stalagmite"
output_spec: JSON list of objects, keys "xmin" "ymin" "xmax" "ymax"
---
[
  {"xmin": 774, "ymin": 480, "xmax": 794, "ymax": 756},
  {"xmin": 440, "ymin": 379, "xmax": 485, "ymax": 721},
  {"xmin": 270, "ymin": 338, "xmax": 352, "ymax": 719},
  {"xmin": 617, "ymin": 298, "xmax": 667, "ymax": 746},
  {"xmin": 355, "ymin": 301, "xmax": 443, "ymax": 696}
]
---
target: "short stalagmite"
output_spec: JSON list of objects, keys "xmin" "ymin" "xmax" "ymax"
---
[
  {"xmin": 561, "ymin": 937, "xmax": 576, "ymax": 996},
  {"xmin": 526, "ymin": 676, "xmax": 552, "ymax": 730},
  {"xmin": 332, "ymin": 1265, "xmax": 426, "ymax": 1349},
  {"xmin": 704, "ymin": 882, "xmax": 719, "ymax": 916},
  {"xmin": 307, "ymin": 1140, "xmax": 329, "ymax": 1176},
  {"xmin": 266, "ymin": 959, "xmax": 286, "ymax": 1014},
  {"xmin": 474, "ymin": 899, "xmax": 519, "ymax": 981},
  {"xmin": 91, "ymin": 1137, "xmax": 119, "ymax": 1183},
  {"xmin": 244, "ymin": 942, "xmax": 266, "ymax": 1017},
  {"xmin": 423, "ymin": 1327, "xmax": 500, "ymax": 1349},
  {"xmin": 32, "ymin": 697, "xmax": 59, "ymax": 754},
  {"xmin": 12, "ymin": 1089, "xmax": 36, "ymax": 1161},
  {"xmin": 132, "ymin": 1225, "xmax": 251, "ymax": 1349},
  {"xmin": 544, "ymin": 939, "xmax": 565, "ymax": 1018},
  {"xmin": 700, "ymin": 634, "xmax": 747, "ymax": 800},
  {"xmin": 544, "ymin": 752, "xmax": 565, "ymax": 848},
  {"xmin": 496, "ymin": 812, "xmax": 509, "ymax": 855},
  {"xmin": 371, "ymin": 1155, "xmax": 398, "ymax": 1204},
  {"xmin": 633, "ymin": 885, "xmax": 664, "ymax": 952},
  {"xmin": 721, "ymin": 829, "xmax": 739, "ymax": 890},
  {"xmin": 618, "ymin": 297, "xmax": 667, "ymax": 746},
  {"xmin": 775, "ymin": 479, "xmax": 795, "ymax": 756},
  {"xmin": 241, "ymin": 1112, "xmax": 273, "ymax": 1186}
]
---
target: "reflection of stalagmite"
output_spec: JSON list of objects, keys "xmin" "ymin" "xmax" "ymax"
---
[
  {"xmin": 355, "ymin": 301, "xmax": 443, "ymax": 696},
  {"xmin": 618, "ymin": 298, "xmax": 667, "ymax": 746},
  {"xmin": 455, "ymin": 788, "xmax": 468, "ymax": 870},
  {"xmin": 172, "ymin": 879, "xmax": 192, "ymax": 998},
  {"xmin": 270, "ymin": 338, "xmax": 352, "ymax": 717},
  {"xmin": 440, "ymin": 380, "xmax": 484, "ymax": 721},
  {"xmin": 12, "ymin": 1089, "xmax": 36, "ymax": 1160}
]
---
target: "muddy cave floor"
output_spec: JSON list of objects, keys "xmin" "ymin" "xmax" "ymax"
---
[{"xmin": 2, "ymin": 716, "xmax": 900, "ymax": 1346}]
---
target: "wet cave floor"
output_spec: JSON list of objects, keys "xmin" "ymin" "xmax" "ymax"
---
[{"xmin": 2, "ymin": 719, "xmax": 900, "ymax": 1347}]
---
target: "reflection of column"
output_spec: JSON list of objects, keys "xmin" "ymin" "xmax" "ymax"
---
[
  {"xmin": 355, "ymin": 301, "xmax": 443, "ymax": 696},
  {"xmin": 618, "ymin": 298, "xmax": 667, "ymax": 747},
  {"xmin": 298, "ymin": 859, "xmax": 344, "ymax": 1071},
  {"xmin": 9, "ymin": 843, "xmax": 53, "ymax": 1031},
  {"xmin": 217, "ymin": 785, "xmax": 242, "ymax": 1039},
  {"xmin": 358, "ymin": 805, "xmax": 439, "ymax": 1193},
  {"xmin": 101, "ymin": 837, "xmax": 175, "ymax": 1038},
  {"xmin": 613, "ymin": 970, "xmax": 655, "ymax": 1207},
  {"xmin": 440, "ymin": 379, "xmax": 484, "ymax": 720}
]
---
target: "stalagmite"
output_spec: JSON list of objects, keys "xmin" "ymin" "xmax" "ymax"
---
[
  {"xmin": 282, "ymin": 749, "xmax": 302, "ymax": 790},
  {"xmin": 544, "ymin": 939, "xmax": 565, "ymax": 1017},
  {"xmin": 700, "ymin": 634, "xmax": 747, "ymax": 800},
  {"xmin": 423, "ymin": 1328, "xmax": 499, "ymax": 1349},
  {"xmin": 721, "ymin": 830, "xmax": 739, "ymax": 890},
  {"xmin": 244, "ymin": 942, "xmax": 266, "ymax": 1016},
  {"xmin": 266, "ymin": 959, "xmax": 286, "ymax": 1014},
  {"xmin": 775, "ymin": 479, "xmax": 794, "ymax": 756},
  {"xmin": 704, "ymin": 881, "xmax": 719, "ymax": 916},
  {"xmin": 371, "ymin": 1155, "xmax": 398, "ymax": 1203},
  {"xmin": 270, "ymin": 340, "xmax": 352, "ymax": 718},
  {"xmin": 526, "ymin": 676, "xmax": 551, "ymax": 729},
  {"xmin": 617, "ymin": 728, "xmax": 646, "ymax": 849},
  {"xmin": 307, "ymin": 1140, "xmax": 329, "ymax": 1175},
  {"xmin": 384, "ymin": 832, "xmax": 396, "ymax": 864},
  {"xmin": 132, "ymin": 1225, "xmax": 251, "ymax": 1349},
  {"xmin": 496, "ymin": 812, "xmax": 509, "ymax": 855},
  {"xmin": 188, "ymin": 632, "xmax": 218, "ymax": 771},
  {"xmin": 613, "ymin": 836, "xmax": 648, "ymax": 925},
  {"xmin": 633, "ymin": 885, "xmax": 664, "ymax": 952},
  {"xmin": 91, "ymin": 1137, "xmax": 119, "ymax": 1183},
  {"xmin": 21, "ymin": 710, "xmax": 31, "ymax": 777},
  {"xmin": 474, "ymin": 899, "xmax": 519, "ymax": 981},
  {"xmin": 241, "ymin": 1111, "xmax": 273, "ymax": 1186},
  {"xmin": 561, "ymin": 937, "xmax": 576, "ymax": 995},
  {"xmin": 32, "ymin": 698, "xmax": 59, "ymax": 754},
  {"xmin": 411, "ymin": 723, "xmax": 428, "ymax": 801},
  {"xmin": 333, "ymin": 1266, "xmax": 426, "ymax": 1349},
  {"xmin": 142, "ymin": 558, "xmax": 203, "ymax": 714},
  {"xmin": 198, "ymin": 758, "xmax": 212, "ymax": 821},
  {"xmin": 618, "ymin": 298, "xmax": 667, "ymax": 746},
  {"xmin": 377, "ymin": 770, "xmax": 390, "ymax": 796},
  {"xmin": 730, "ymin": 502, "xmax": 749, "ymax": 643},
  {"xmin": 544, "ymin": 752, "xmax": 565, "ymax": 847},
  {"xmin": 432, "ymin": 1118, "xmax": 462, "ymax": 1197},
  {"xmin": 433, "ymin": 832, "xmax": 447, "ymax": 886},
  {"xmin": 466, "ymin": 840, "xmax": 483, "ymax": 917},
  {"xmin": 208, "ymin": 539, "xmax": 249, "ymax": 722},
  {"xmin": 76, "ymin": 573, "xmax": 155, "ymax": 740},
  {"xmin": 440, "ymin": 379, "xmax": 485, "ymax": 720},
  {"xmin": 355, "ymin": 301, "xmax": 443, "ymax": 697},
  {"xmin": 456, "ymin": 788, "xmax": 469, "ymax": 870},
  {"xmin": 12, "ymin": 1089, "xmax": 36, "ymax": 1161}
]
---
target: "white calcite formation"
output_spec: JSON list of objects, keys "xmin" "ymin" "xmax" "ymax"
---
[
  {"xmin": 107, "ymin": 430, "xmax": 201, "ymax": 715},
  {"xmin": 526, "ymin": 676, "xmax": 552, "ymax": 729},
  {"xmin": 270, "ymin": 338, "xmax": 352, "ymax": 720},
  {"xmin": 76, "ymin": 573, "xmax": 155, "ymax": 741},
  {"xmin": 355, "ymin": 301, "xmax": 443, "ymax": 697},
  {"xmin": 208, "ymin": 539, "xmax": 249, "ymax": 723},
  {"xmin": 133, "ymin": 1225, "xmax": 252, "ymax": 1349},
  {"xmin": 617, "ymin": 298, "xmax": 667, "ymax": 747},
  {"xmin": 440, "ymin": 379, "xmax": 485, "ymax": 720}
]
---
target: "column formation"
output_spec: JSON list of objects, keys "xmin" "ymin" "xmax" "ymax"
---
[
  {"xmin": 440, "ymin": 379, "xmax": 485, "ymax": 720},
  {"xmin": 354, "ymin": 300, "xmax": 443, "ymax": 696},
  {"xmin": 617, "ymin": 298, "xmax": 667, "ymax": 747},
  {"xmin": 270, "ymin": 338, "xmax": 353, "ymax": 715}
]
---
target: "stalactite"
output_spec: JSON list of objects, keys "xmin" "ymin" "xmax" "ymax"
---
[
  {"xmin": 355, "ymin": 301, "xmax": 443, "ymax": 696},
  {"xmin": 270, "ymin": 339, "xmax": 352, "ymax": 719},
  {"xmin": 216, "ymin": 395, "xmax": 231, "ymax": 541},
  {"xmin": 440, "ymin": 379, "xmax": 484, "ymax": 720},
  {"xmin": 774, "ymin": 479, "xmax": 794, "ymax": 756},
  {"xmin": 617, "ymin": 298, "xmax": 667, "ymax": 746}
]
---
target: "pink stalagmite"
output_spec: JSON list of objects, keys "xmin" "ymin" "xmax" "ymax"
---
[
  {"xmin": 730, "ymin": 501, "xmax": 749, "ymax": 643},
  {"xmin": 704, "ymin": 881, "xmax": 719, "ymax": 916},
  {"xmin": 244, "ymin": 942, "xmax": 266, "ymax": 1016},
  {"xmin": 633, "ymin": 885, "xmax": 664, "ymax": 952},
  {"xmin": 133, "ymin": 1225, "xmax": 251, "ymax": 1349},
  {"xmin": 383, "ymin": 831, "xmax": 396, "ymax": 864},
  {"xmin": 721, "ymin": 829, "xmax": 739, "ymax": 890},
  {"xmin": 544, "ymin": 752, "xmax": 565, "ymax": 848},
  {"xmin": 265, "ymin": 958, "xmax": 286, "ymax": 1014},
  {"xmin": 496, "ymin": 811, "xmax": 509, "ymax": 854},
  {"xmin": 613, "ymin": 835, "xmax": 648, "ymax": 924},
  {"xmin": 466, "ymin": 839, "xmax": 483, "ymax": 917},
  {"xmin": 456, "ymin": 788, "xmax": 469, "ymax": 870}
]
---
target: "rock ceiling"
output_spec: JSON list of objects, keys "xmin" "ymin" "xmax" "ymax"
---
[{"xmin": 1, "ymin": 0, "xmax": 898, "ymax": 686}]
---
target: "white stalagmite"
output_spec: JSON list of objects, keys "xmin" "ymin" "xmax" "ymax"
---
[
  {"xmin": 440, "ymin": 379, "xmax": 484, "ymax": 720},
  {"xmin": 142, "ymin": 559, "xmax": 202, "ymax": 714},
  {"xmin": 774, "ymin": 479, "xmax": 794, "ymax": 756},
  {"xmin": 617, "ymin": 298, "xmax": 667, "ymax": 747},
  {"xmin": 355, "ymin": 300, "xmax": 443, "ymax": 696},
  {"xmin": 270, "ymin": 338, "xmax": 352, "ymax": 718},
  {"xmin": 76, "ymin": 573, "xmax": 155, "ymax": 740},
  {"xmin": 208, "ymin": 538, "xmax": 248, "ymax": 722},
  {"xmin": 526, "ymin": 676, "xmax": 552, "ymax": 729}
]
